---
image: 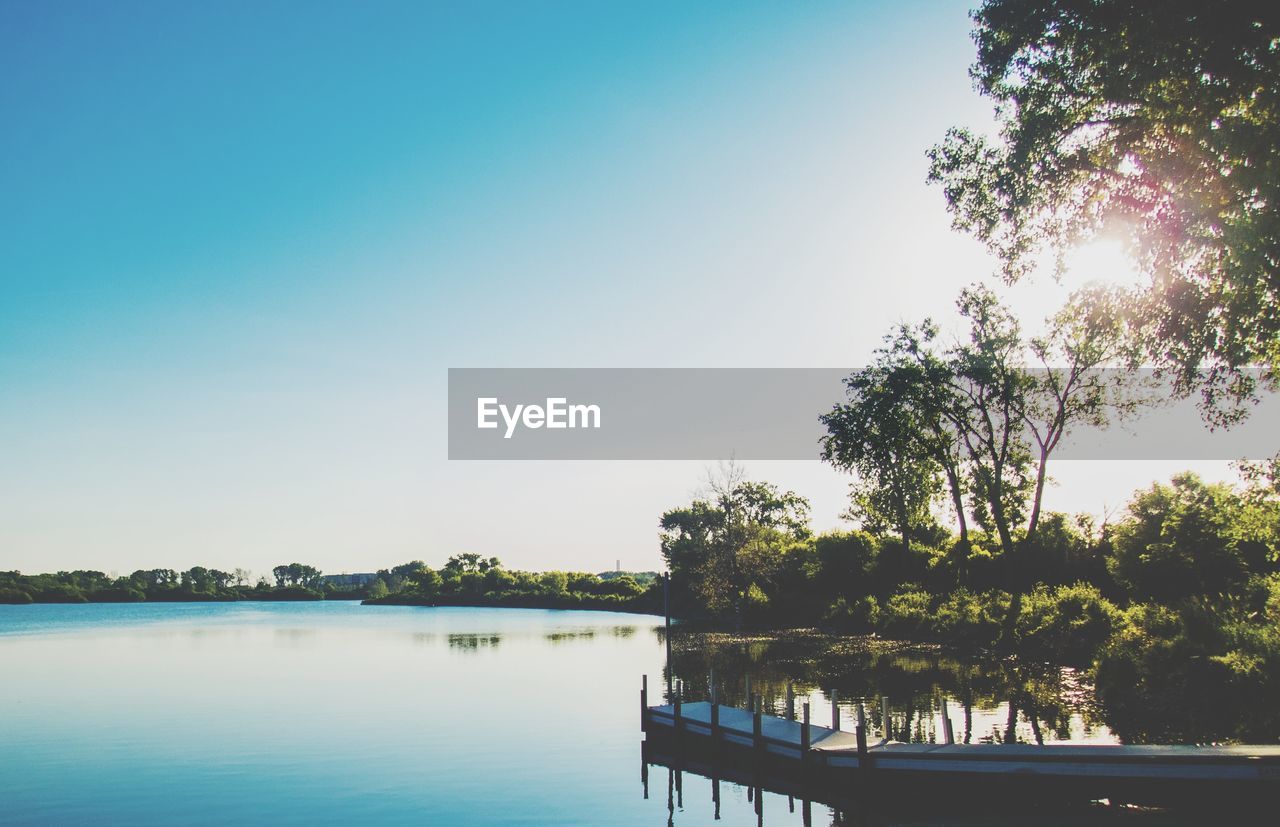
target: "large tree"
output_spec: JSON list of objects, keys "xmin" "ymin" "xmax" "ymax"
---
[
  {"xmin": 660, "ymin": 464, "xmax": 810, "ymax": 628},
  {"xmin": 929, "ymin": 1, "xmax": 1280, "ymax": 417},
  {"xmin": 820, "ymin": 337, "xmax": 949, "ymax": 557}
]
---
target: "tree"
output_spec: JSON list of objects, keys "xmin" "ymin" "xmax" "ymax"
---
[
  {"xmin": 929, "ymin": 1, "xmax": 1280, "ymax": 416},
  {"xmin": 1108, "ymin": 473, "xmax": 1277, "ymax": 604},
  {"xmin": 272, "ymin": 563, "xmax": 322, "ymax": 589},
  {"xmin": 1020, "ymin": 285, "xmax": 1143, "ymax": 538},
  {"xmin": 660, "ymin": 464, "xmax": 810, "ymax": 628},
  {"xmin": 443, "ymin": 554, "xmax": 501, "ymax": 574},
  {"xmin": 821, "ymin": 333, "xmax": 947, "ymax": 556}
]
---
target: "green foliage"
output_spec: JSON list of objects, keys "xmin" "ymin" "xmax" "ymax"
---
[
  {"xmin": 932, "ymin": 589, "xmax": 1009, "ymax": 650},
  {"xmin": 930, "ymin": 1, "xmax": 1280, "ymax": 410},
  {"xmin": 822, "ymin": 595, "xmax": 879, "ymax": 633},
  {"xmin": 1109, "ymin": 473, "xmax": 1278, "ymax": 603},
  {"xmin": 0, "ymin": 587, "xmax": 33, "ymax": 604},
  {"xmin": 1016, "ymin": 583, "xmax": 1121, "ymax": 666},
  {"xmin": 272, "ymin": 563, "xmax": 322, "ymax": 590},
  {"xmin": 660, "ymin": 465, "xmax": 810, "ymax": 623},
  {"xmin": 879, "ymin": 588, "xmax": 934, "ymax": 641}
]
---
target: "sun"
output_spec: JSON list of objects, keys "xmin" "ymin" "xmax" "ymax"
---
[{"xmin": 1061, "ymin": 238, "xmax": 1145, "ymax": 291}]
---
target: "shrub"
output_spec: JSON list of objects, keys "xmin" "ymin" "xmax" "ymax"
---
[
  {"xmin": 1016, "ymin": 583, "xmax": 1121, "ymax": 665},
  {"xmin": 822, "ymin": 595, "xmax": 879, "ymax": 633},
  {"xmin": 879, "ymin": 588, "xmax": 933, "ymax": 640},
  {"xmin": 932, "ymin": 589, "xmax": 1007, "ymax": 649},
  {"xmin": 0, "ymin": 587, "xmax": 32, "ymax": 604}
]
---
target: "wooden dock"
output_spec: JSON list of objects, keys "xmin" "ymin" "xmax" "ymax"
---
[{"xmin": 640, "ymin": 679, "xmax": 1280, "ymax": 815}]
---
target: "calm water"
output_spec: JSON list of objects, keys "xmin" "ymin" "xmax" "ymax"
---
[{"xmin": 1, "ymin": 602, "xmax": 1142, "ymax": 826}]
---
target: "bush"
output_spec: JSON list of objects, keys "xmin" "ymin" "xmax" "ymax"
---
[
  {"xmin": 932, "ymin": 589, "xmax": 1007, "ymax": 649},
  {"xmin": 1016, "ymin": 583, "xmax": 1121, "ymax": 665},
  {"xmin": 30, "ymin": 583, "xmax": 87, "ymax": 603},
  {"xmin": 88, "ymin": 586, "xmax": 146, "ymax": 603},
  {"xmin": 879, "ymin": 588, "xmax": 933, "ymax": 640},
  {"xmin": 822, "ymin": 595, "xmax": 879, "ymax": 633},
  {"xmin": 0, "ymin": 587, "xmax": 33, "ymax": 604}
]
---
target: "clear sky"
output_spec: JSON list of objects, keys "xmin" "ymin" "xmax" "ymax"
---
[{"xmin": 1, "ymin": 0, "xmax": 1236, "ymax": 577}]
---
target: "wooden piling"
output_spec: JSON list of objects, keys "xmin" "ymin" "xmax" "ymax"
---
[
  {"xmin": 800, "ymin": 702, "xmax": 811, "ymax": 761},
  {"xmin": 941, "ymin": 695, "xmax": 955, "ymax": 745},
  {"xmin": 786, "ymin": 683, "xmax": 795, "ymax": 721},
  {"xmin": 831, "ymin": 688, "xmax": 840, "ymax": 731},
  {"xmin": 663, "ymin": 572, "xmax": 670, "ymax": 630},
  {"xmin": 641, "ymin": 674, "xmax": 649, "ymax": 731},
  {"xmin": 710, "ymin": 676, "xmax": 720, "ymax": 740},
  {"xmin": 881, "ymin": 696, "xmax": 890, "ymax": 740}
]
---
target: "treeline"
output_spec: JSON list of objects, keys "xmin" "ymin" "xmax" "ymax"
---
[
  {"xmin": 365, "ymin": 553, "xmax": 664, "ymax": 613},
  {"xmin": 0, "ymin": 563, "xmax": 330, "ymax": 604},
  {"xmin": 660, "ymin": 465, "xmax": 1280, "ymax": 741}
]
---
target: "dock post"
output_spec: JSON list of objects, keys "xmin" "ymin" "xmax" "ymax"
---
[
  {"xmin": 881, "ymin": 696, "xmax": 890, "ymax": 740},
  {"xmin": 663, "ymin": 572, "xmax": 672, "ymax": 699},
  {"xmin": 663, "ymin": 572, "xmax": 670, "ymax": 630},
  {"xmin": 800, "ymin": 701, "xmax": 811, "ymax": 762},
  {"xmin": 674, "ymin": 680, "xmax": 682, "ymax": 735},
  {"xmin": 641, "ymin": 675, "xmax": 648, "ymax": 731},
  {"xmin": 753, "ymin": 699, "xmax": 763, "ymax": 755},
  {"xmin": 855, "ymin": 701, "xmax": 871, "ymax": 780},
  {"xmin": 786, "ymin": 683, "xmax": 795, "ymax": 721},
  {"xmin": 831, "ymin": 688, "xmax": 840, "ymax": 731},
  {"xmin": 941, "ymin": 695, "xmax": 955, "ymax": 745},
  {"xmin": 710, "ymin": 686, "xmax": 720, "ymax": 740}
]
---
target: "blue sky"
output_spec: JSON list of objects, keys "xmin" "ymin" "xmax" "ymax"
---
[{"xmin": 0, "ymin": 1, "xmax": 1234, "ymax": 576}]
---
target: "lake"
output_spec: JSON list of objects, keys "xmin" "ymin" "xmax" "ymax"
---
[{"xmin": 1, "ymin": 602, "xmax": 1161, "ymax": 826}]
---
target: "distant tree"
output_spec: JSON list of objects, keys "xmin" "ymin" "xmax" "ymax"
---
[
  {"xmin": 443, "ymin": 554, "xmax": 501, "ymax": 574},
  {"xmin": 929, "ymin": 1, "xmax": 1280, "ymax": 417},
  {"xmin": 660, "ymin": 463, "xmax": 810, "ymax": 628},
  {"xmin": 272, "ymin": 563, "xmax": 322, "ymax": 589}
]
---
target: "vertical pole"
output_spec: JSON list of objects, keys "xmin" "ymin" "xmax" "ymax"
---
[
  {"xmin": 786, "ymin": 683, "xmax": 795, "ymax": 721},
  {"xmin": 663, "ymin": 572, "xmax": 670, "ymax": 629},
  {"xmin": 753, "ymin": 699, "xmax": 763, "ymax": 754},
  {"xmin": 641, "ymin": 674, "xmax": 648, "ymax": 731},
  {"xmin": 941, "ymin": 695, "xmax": 955, "ymax": 745},
  {"xmin": 881, "ymin": 696, "xmax": 890, "ymax": 740},
  {"xmin": 674, "ymin": 679, "xmax": 682, "ymax": 734},
  {"xmin": 856, "ymin": 701, "xmax": 867, "ymax": 762},
  {"xmin": 709, "ymin": 674, "xmax": 719, "ymax": 743},
  {"xmin": 800, "ymin": 701, "xmax": 811, "ymax": 761},
  {"xmin": 663, "ymin": 572, "xmax": 672, "ymax": 699},
  {"xmin": 831, "ymin": 688, "xmax": 840, "ymax": 731}
]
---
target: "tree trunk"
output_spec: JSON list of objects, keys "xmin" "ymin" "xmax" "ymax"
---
[
  {"xmin": 944, "ymin": 463, "xmax": 970, "ymax": 582},
  {"xmin": 1026, "ymin": 447, "xmax": 1050, "ymax": 541}
]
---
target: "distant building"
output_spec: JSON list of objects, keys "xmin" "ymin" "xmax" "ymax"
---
[{"xmin": 321, "ymin": 573, "xmax": 377, "ymax": 588}]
